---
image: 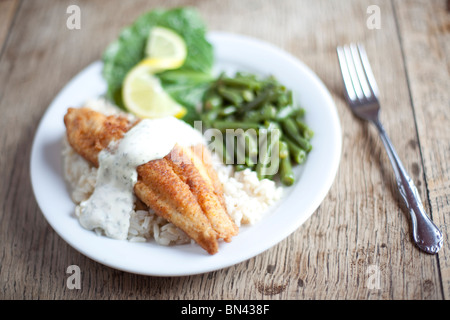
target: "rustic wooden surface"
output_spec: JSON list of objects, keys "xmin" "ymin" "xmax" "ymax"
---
[{"xmin": 0, "ymin": 0, "xmax": 449, "ymax": 300}]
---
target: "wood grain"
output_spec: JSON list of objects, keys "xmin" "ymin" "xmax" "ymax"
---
[
  {"xmin": 393, "ymin": 0, "xmax": 450, "ymax": 299},
  {"xmin": 0, "ymin": 0, "xmax": 448, "ymax": 300},
  {"xmin": 0, "ymin": 0, "xmax": 20, "ymax": 53}
]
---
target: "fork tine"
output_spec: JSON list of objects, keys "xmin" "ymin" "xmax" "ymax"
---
[
  {"xmin": 350, "ymin": 43, "xmax": 372, "ymax": 99},
  {"xmin": 357, "ymin": 43, "xmax": 379, "ymax": 98},
  {"xmin": 336, "ymin": 46, "xmax": 357, "ymax": 101},
  {"xmin": 342, "ymin": 45, "xmax": 366, "ymax": 101}
]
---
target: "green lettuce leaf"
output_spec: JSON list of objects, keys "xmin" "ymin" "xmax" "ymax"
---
[{"xmin": 102, "ymin": 7, "xmax": 214, "ymax": 122}]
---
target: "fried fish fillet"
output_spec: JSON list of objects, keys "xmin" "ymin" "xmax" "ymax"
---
[
  {"xmin": 64, "ymin": 107, "xmax": 238, "ymax": 254},
  {"xmin": 64, "ymin": 107, "xmax": 136, "ymax": 167}
]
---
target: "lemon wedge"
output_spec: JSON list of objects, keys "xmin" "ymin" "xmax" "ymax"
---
[
  {"xmin": 145, "ymin": 26, "xmax": 187, "ymax": 69},
  {"xmin": 122, "ymin": 27, "xmax": 188, "ymax": 119},
  {"xmin": 122, "ymin": 62, "xmax": 187, "ymax": 119}
]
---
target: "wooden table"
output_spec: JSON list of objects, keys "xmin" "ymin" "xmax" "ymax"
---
[{"xmin": 1, "ymin": 0, "xmax": 449, "ymax": 300}]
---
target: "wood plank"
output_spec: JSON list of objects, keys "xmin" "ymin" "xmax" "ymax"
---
[
  {"xmin": 393, "ymin": 0, "xmax": 450, "ymax": 299},
  {"xmin": 0, "ymin": 0, "xmax": 444, "ymax": 300},
  {"xmin": 0, "ymin": 0, "xmax": 20, "ymax": 53}
]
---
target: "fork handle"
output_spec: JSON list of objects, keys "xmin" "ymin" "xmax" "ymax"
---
[{"xmin": 373, "ymin": 120, "xmax": 443, "ymax": 254}]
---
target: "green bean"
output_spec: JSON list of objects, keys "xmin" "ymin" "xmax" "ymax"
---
[
  {"xmin": 241, "ymin": 85, "xmax": 275, "ymax": 112},
  {"xmin": 281, "ymin": 118, "xmax": 312, "ymax": 152},
  {"xmin": 223, "ymin": 135, "xmax": 238, "ymax": 165},
  {"xmin": 262, "ymin": 75, "xmax": 279, "ymax": 87},
  {"xmin": 234, "ymin": 130, "xmax": 247, "ymax": 165},
  {"xmin": 242, "ymin": 90, "xmax": 254, "ymax": 102},
  {"xmin": 203, "ymin": 93, "xmax": 223, "ymax": 111},
  {"xmin": 244, "ymin": 130, "xmax": 258, "ymax": 158},
  {"xmin": 295, "ymin": 107, "xmax": 306, "ymax": 118},
  {"xmin": 255, "ymin": 138, "xmax": 269, "ymax": 179},
  {"xmin": 223, "ymin": 115, "xmax": 237, "ymax": 122},
  {"xmin": 295, "ymin": 117, "xmax": 314, "ymax": 140},
  {"xmin": 264, "ymin": 146, "xmax": 280, "ymax": 180},
  {"xmin": 256, "ymin": 129, "xmax": 281, "ymax": 179},
  {"xmin": 201, "ymin": 110, "xmax": 219, "ymax": 126},
  {"xmin": 245, "ymin": 155, "xmax": 256, "ymax": 168},
  {"xmin": 201, "ymin": 71, "xmax": 313, "ymax": 184},
  {"xmin": 221, "ymin": 77, "xmax": 262, "ymax": 90},
  {"xmin": 219, "ymin": 106, "xmax": 237, "ymax": 117},
  {"xmin": 235, "ymin": 164, "xmax": 247, "ymax": 172},
  {"xmin": 244, "ymin": 110, "xmax": 264, "ymax": 122},
  {"xmin": 255, "ymin": 161, "xmax": 266, "ymax": 180},
  {"xmin": 264, "ymin": 121, "xmax": 282, "ymax": 135},
  {"xmin": 217, "ymin": 86, "xmax": 244, "ymax": 105},
  {"xmin": 235, "ymin": 130, "xmax": 258, "ymax": 167},
  {"xmin": 212, "ymin": 121, "xmax": 260, "ymax": 131},
  {"xmin": 261, "ymin": 104, "xmax": 277, "ymax": 120},
  {"xmin": 269, "ymin": 139, "xmax": 281, "ymax": 178},
  {"xmin": 279, "ymin": 140, "xmax": 289, "ymax": 159},
  {"xmin": 283, "ymin": 137, "xmax": 307, "ymax": 164},
  {"xmin": 243, "ymin": 106, "xmax": 276, "ymax": 123},
  {"xmin": 277, "ymin": 90, "xmax": 294, "ymax": 107},
  {"xmin": 235, "ymin": 72, "xmax": 258, "ymax": 81},
  {"xmin": 256, "ymin": 129, "xmax": 269, "ymax": 162},
  {"xmin": 280, "ymin": 151, "xmax": 295, "ymax": 186},
  {"xmin": 256, "ymin": 159, "xmax": 271, "ymax": 179},
  {"xmin": 275, "ymin": 104, "xmax": 297, "ymax": 120},
  {"xmin": 276, "ymin": 92, "xmax": 289, "ymax": 106}
]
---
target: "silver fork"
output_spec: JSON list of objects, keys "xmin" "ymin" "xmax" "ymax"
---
[{"xmin": 336, "ymin": 43, "xmax": 443, "ymax": 254}]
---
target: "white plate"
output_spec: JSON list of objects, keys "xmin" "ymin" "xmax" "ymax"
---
[{"xmin": 30, "ymin": 32, "xmax": 341, "ymax": 276}]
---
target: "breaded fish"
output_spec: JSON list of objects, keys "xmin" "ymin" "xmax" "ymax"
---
[
  {"xmin": 165, "ymin": 146, "xmax": 237, "ymax": 242},
  {"xmin": 64, "ymin": 107, "xmax": 238, "ymax": 254}
]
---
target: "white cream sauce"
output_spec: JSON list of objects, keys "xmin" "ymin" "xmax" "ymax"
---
[{"xmin": 78, "ymin": 117, "xmax": 204, "ymax": 239}]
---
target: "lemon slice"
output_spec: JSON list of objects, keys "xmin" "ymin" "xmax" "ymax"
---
[
  {"xmin": 122, "ymin": 62, "xmax": 187, "ymax": 119},
  {"xmin": 145, "ymin": 26, "xmax": 187, "ymax": 69}
]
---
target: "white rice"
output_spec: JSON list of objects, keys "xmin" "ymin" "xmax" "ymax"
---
[{"xmin": 62, "ymin": 98, "xmax": 284, "ymax": 246}]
